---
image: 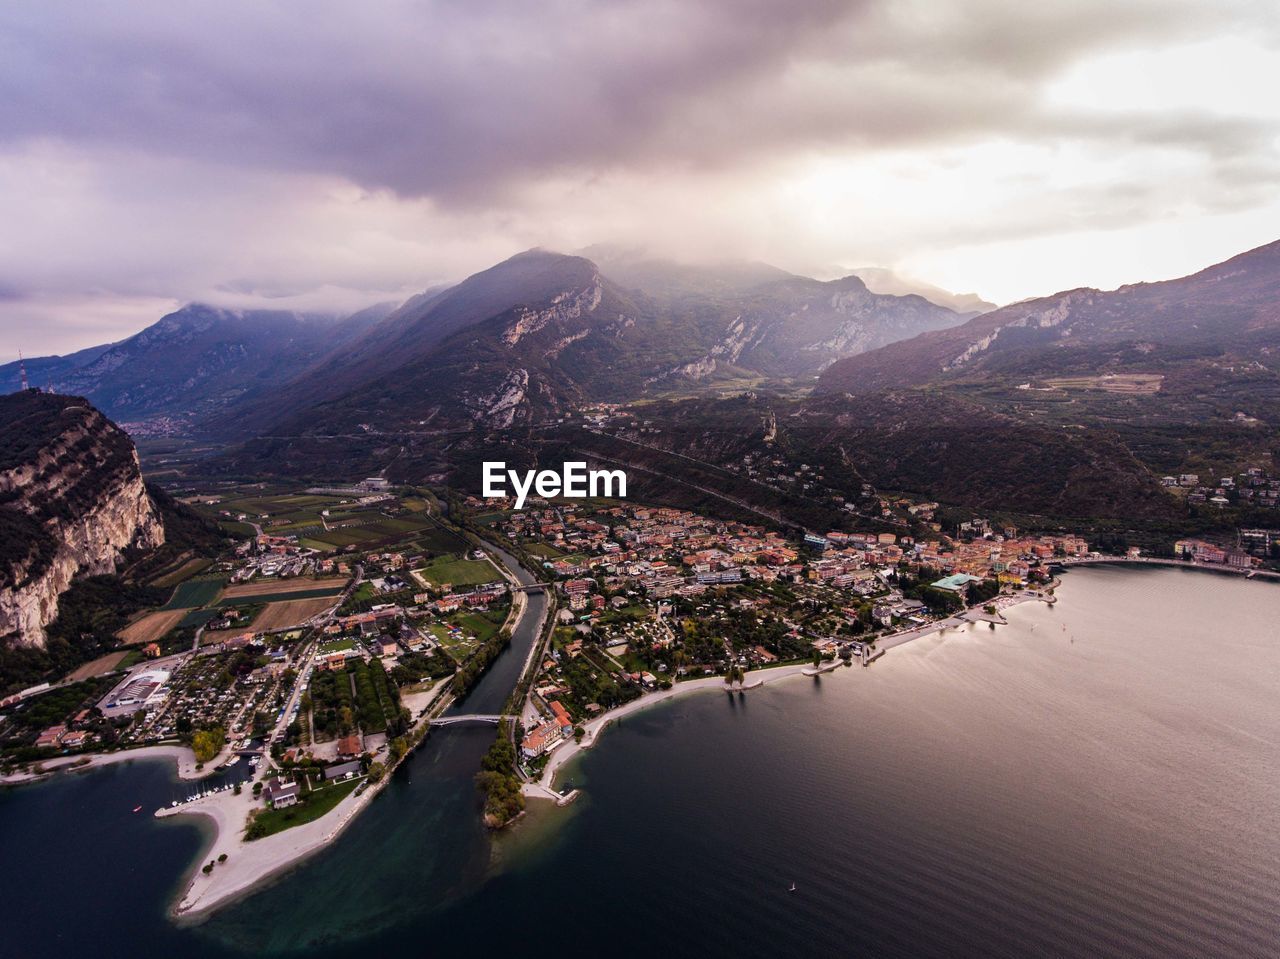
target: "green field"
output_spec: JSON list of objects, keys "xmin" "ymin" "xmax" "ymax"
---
[
  {"xmin": 177, "ymin": 607, "xmax": 222, "ymax": 630},
  {"xmin": 416, "ymin": 555, "xmax": 500, "ymax": 588},
  {"xmin": 453, "ymin": 608, "xmax": 506, "ymax": 645},
  {"xmin": 160, "ymin": 577, "xmax": 225, "ymax": 610},
  {"xmin": 410, "ymin": 526, "xmax": 469, "ymax": 554},
  {"xmin": 526, "ymin": 542, "xmax": 565, "ymax": 558}
]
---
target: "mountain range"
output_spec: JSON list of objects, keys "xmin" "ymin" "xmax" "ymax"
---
[
  {"xmin": 3, "ymin": 249, "xmax": 970, "ymax": 437},
  {"xmin": 5, "ymin": 238, "xmax": 1280, "ymax": 528}
]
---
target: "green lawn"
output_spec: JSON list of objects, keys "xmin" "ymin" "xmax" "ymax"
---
[
  {"xmin": 417, "ymin": 555, "xmax": 500, "ymax": 588},
  {"xmin": 525, "ymin": 542, "xmax": 565, "ymax": 559},
  {"xmin": 245, "ymin": 779, "xmax": 361, "ymax": 840},
  {"xmin": 452, "ymin": 608, "xmax": 507, "ymax": 645}
]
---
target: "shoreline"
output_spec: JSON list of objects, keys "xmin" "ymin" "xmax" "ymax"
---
[
  {"xmin": 158, "ymin": 771, "xmax": 379, "ymax": 921},
  {"xmin": 1, "ymin": 743, "xmax": 229, "ymax": 787},
  {"xmin": 531, "ymin": 589, "xmax": 1054, "ymax": 794},
  {"xmin": 158, "ymin": 542, "xmax": 540, "ymax": 918}
]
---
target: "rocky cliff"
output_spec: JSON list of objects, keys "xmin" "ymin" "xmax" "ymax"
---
[{"xmin": 0, "ymin": 391, "xmax": 164, "ymax": 647}]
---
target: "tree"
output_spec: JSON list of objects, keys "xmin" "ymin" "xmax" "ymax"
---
[{"xmin": 191, "ymin": 727, "xmax": 226, "ymax": 764}]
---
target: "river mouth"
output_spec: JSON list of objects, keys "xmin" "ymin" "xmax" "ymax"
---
[{"xmin": 6, "ymin": 564, "xmax": 1280, "ymax": 958}]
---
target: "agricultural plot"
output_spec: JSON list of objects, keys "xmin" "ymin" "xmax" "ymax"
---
[
  {"xmin": 220, "ymin": 576, "xmax": 348, "ymax": 600},
  {"xmin": 67, "ymin": 651, "xmax": 129, "ymax": 682},
  {"xmin": 117, "ymin": 609, "xmax": 186, "ymax": 645},
  {"xmin": 247, "ymin": 598, "xmax": 336, "ymax": 631},
  {"xmin": 178, "ymin": 607, "xmax": 222, "ymax": 630},
  {"xmin": 160, "ymin": 576, "xmax": 225, "ymax": 610},
  {"xmin": 149, "ymin": 556, "xmax": 214, "ymax": 588},
  {"xmin": 408, "ymin": 526, "xmax": 469, "ymax": 554},
  {"xmin": 215, "ymin": 586, "xmax": 346, "ymax": 607}
]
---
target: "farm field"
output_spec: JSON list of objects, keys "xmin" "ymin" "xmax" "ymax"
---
[
  {"xmin": 117, "ymin": 609, "xmax": 186, "ymax": 645},
  {"xmin": 160, "ymin": 577, "xmax": 225, "ymax": 610},
  {"xmin": 416, "ymin": 555, "xmax": 500, "ymax": 588},
  {"xmin": 220, "ymin": 576, "xmax": 349, "ymax": 599},
  {"xmin": 247, "ymin": 598, "xmax": 336, "ymax": 631},
  {"xmin": 1041, "ymin": 373, "xmax": 1164, "ymax": 394},
  {"xmin": 149, "ymin": 556, "xmax": 214, "ymax": 588},
  {"xmin": 67, "ymin": 651, "xmax": 129, "ymax": 682},
  {"xmin": 216, "ymin": 587, "xmax": 345, "ymax": 607},
  {"xmin": 178, "ymin": 608, "xmax": 222, "ymax": 630}
]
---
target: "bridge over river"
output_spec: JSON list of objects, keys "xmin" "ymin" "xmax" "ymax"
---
[{"xmin": 429, "ymin": 714, "xmax": 503, "ymax": 727}]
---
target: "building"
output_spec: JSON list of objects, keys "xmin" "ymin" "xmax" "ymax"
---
[
  {"xmin": 264, "ymin": 777, "xmax": 300, "ymax": 808},
  {"xmin": 337, "ymin": 734, "xmax": 363, "ymax": 760},
  {"xmin": 931, "ymin": 573, "xmax": 986, "ymax": 594},
  {"xmin": 520, "ymin": 721, "xmax": 564, "ymax": 760},
  {"xmin": 324, "ymin": 760, "xmax": 363, "ymax": 781}
]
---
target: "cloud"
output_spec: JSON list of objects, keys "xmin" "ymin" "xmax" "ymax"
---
[{"xmin": 0, "ymin": 0, "xmax": 1277, "ymax": 356}]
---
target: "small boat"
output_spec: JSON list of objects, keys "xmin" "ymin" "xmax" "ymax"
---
[
  {"xmin": 132, "ymin": 805, "xmax": 143, "ymax": 813},
  {"xmin": 789, "ymin": 882, "xmax": 796, "ymax": 893}
]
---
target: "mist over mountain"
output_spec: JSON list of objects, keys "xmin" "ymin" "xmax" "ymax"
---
[
  {"xmin": 208, "ymin": 248, "xmax": 968, "ymax": 465},
  {"xmin": 847, "ymin": 267, "xmax": 997, "ymax": 316},
  {"xmin": 12, "ymin": 248, "xmax": 970, "ymax": 443}
]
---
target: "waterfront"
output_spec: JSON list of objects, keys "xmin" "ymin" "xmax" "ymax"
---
[{"xmin": 5, "ymin": 564, "xmax": 1280, "ymax": 958}]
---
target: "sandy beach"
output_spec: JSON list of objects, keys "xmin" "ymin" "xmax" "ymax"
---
[
  {"xmin": 158, "ymin": 774, "xmax": 377, "ymax": 918},
  {"xmin": 0, "ymin": 743, "xmax": 229, "ymax": 786}
]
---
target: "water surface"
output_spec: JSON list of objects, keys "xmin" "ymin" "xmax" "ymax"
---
[{"xmin": 5, "ymin": 565, "xmax": 1279, "ymax": 957}]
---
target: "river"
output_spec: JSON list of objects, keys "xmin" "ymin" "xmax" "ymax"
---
[{"xmin": 4, "ymin": 564, "xmax": 1279, "ymax": 958}]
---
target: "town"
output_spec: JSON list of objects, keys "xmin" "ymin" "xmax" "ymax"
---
[{"xmin": 4, "ymin": 471, "xmax": 1278, "ymax": 845}]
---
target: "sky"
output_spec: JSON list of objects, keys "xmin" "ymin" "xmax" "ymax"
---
[{"xmin": 1, "ymin": 0, "xmax": 1279, "ymax": 361}]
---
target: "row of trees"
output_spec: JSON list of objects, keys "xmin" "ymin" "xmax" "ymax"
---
[{"xmin": 451, "ymin": 628, "xmax": 512, "ymax": 699}]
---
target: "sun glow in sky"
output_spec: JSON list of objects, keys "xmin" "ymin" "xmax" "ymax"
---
[{"xmin": 0, "ymin": 2, "xmax": 1278, "ymax": 358}]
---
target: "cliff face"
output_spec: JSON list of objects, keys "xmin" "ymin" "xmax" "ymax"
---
[{"xmin": 0, "ymin": 391, "xmax": 164, "ymax": 647}]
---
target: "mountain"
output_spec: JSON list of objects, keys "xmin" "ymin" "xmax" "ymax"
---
[
  {"xmin": 0, "ymin": 391, "xmax": 164, "ymax": 649},
  {"xmin": 0, "ymin": 341, "xmax": 119, "ymax": 395},
  {"xmin": 819, "ymin": 239, "xmax": 1280, "ymax": 400},
  {"xmin": 4, "ymin": 302, "xmax": 395, "ymax": 428},
  {"xmin": 848, "ymin": 267, "xmax": 997, "ymax": 316},
  {"xmin": 558, "ymin": 390, "xmax": 1175, "ymax": 527},
  {"xmin": 211, "ymin": 249, "xmax": 970, "ymax": 477}
]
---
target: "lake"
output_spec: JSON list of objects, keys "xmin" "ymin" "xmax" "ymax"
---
[{"xmin": 5, "ymin": 564, "xmax": 1279, "ymax": 958}]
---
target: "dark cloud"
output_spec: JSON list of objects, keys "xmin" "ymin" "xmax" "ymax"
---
[
  {"xmin": 0, "ymin": 0, "xmax": 1277, "ymax": 358},
  {"xmin": 2, "ymin": 0, "xmax": 1273, "ymax": 202}
]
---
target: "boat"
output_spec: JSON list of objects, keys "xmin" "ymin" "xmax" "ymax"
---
[
  {"xmin": 789, "ymin": 882, "xmax": 797, "ymax": 893},
  {"xmin": 132, "ymin": 805, "xmax": 143, "ymax": 813}
]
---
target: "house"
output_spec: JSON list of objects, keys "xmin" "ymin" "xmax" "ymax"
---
[
  {"xmin": 264, "ymin": 777, "xmax": 300, "ymax": 808},
  {"xmin": 35, "ymin": 724, "xmax": 67, "ymax": 748},
  {"xmin": 337, "ymin": 734, "xmax": 363, "ymax": 760},
  {"xmin": 548, "ymin": 700, "xmax": 573, "ymax": 735},
  {"xmin": 520, "ymin": 721, "xmax": 564, "ymax": 760},
  {"xmin": 324, "ymin": 760, "xmax": 363, "ymax": 781}
]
